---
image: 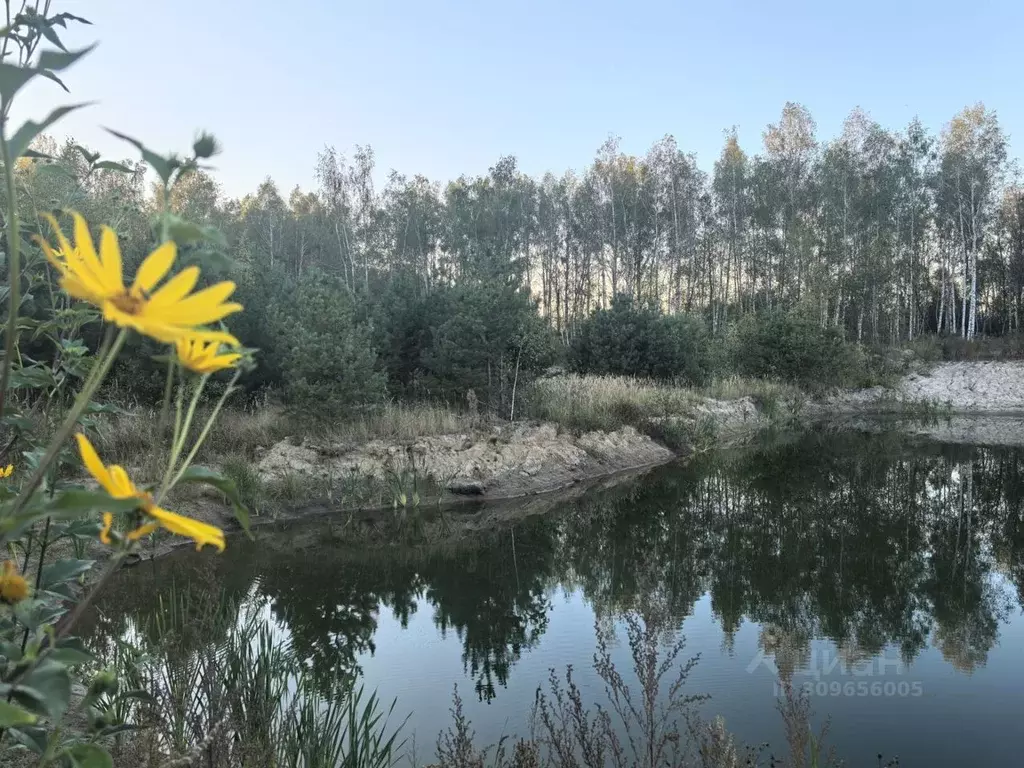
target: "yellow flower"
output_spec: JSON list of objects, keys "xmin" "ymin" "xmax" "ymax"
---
[
  {"xmin": 38, "ymin": 211, "xmax": 242, "ymax": 345},
  {"xmin": 175, "ymin": 336, "xmax": 242, "ymax": 375},
  {"xmin": 76, "ymin": 433, "xmax": 225, "ymax": 552},
  {"xmin": 0, "ymin": 464, "xmax": 13, "ymax": 479},
  {"xmin": 0, "ymin": 561, "xmax": 30, "ymax": 604}
]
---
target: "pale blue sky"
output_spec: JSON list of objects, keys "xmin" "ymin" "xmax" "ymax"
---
[{"xmin": 15, "ymin": 0, "xmax": 1024, "ymax": 198}]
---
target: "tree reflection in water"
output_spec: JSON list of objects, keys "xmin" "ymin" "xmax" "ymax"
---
[{"xmin": 86, "ymin": 430, "xmax": 1024, "ymax": 701}]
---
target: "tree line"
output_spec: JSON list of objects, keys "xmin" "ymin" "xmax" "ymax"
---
[
  {"xmin": 204, "ymin": 101, "xmax": 1019, "ymax": 342},
  {"xmin": 16, "ymin": 100, "xmax": 1023, "ymax": 411}
]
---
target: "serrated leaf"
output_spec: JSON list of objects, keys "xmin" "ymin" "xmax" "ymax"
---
[
  {"xmin": 40, "ymin": 558, "xmax": 93, "ymax": 589},
  {"xmin": 176, "ymin": 465, "xmax": 250, "ymax": 535},
  {"xmin": 9, "ymin": 102, "xmax": 93, "ymax": 160},
  {"xmin": 7, "ymin": 365, "xmax": 56, "ymax": 390},
  {"xmin": 64, "ymin": 743, "xmax": 113, "ymax": 768},
  {"xmin": 0, "ymin": 699, "xmax": 37, "ymax": 727}
]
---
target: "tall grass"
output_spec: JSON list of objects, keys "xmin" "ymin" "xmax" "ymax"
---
[
  {"xmin": 527, "ymin": 375, "xmax": 703, "ymax": 433},
  {"xmin": 94, "ymin": 401, "xmax": 476, "ymax": 470},
  {"xmin": 527, "ymin": 375, "xmax": 802, "ymax": 436}
]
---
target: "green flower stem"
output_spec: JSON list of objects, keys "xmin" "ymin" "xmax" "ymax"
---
[
  {"xmin": 149, "ymin": 354, "xmax": 176, "ymax": 478},
  {"xmin": 0, "ymin": 124, "xmax": 22, "ymax": 423},
  {"xmin": 158, "ymin": 372, "xmax": 207, "ymax": 500},
  {"xmin": 9, "ymin": 327, "xmax": 128, "ymax": 517},
  {"xmin": 163, "ymin": 369, "xmax": 241, "ymax": 499}
]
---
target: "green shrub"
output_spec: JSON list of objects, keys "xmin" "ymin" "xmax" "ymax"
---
[
  {"xmin": 570, "ymin": 295, "xmax": 710, "ymax": 384},
  {"xmin": 369, "ymin": 281, "xmax": 554, "ymax": 416},
  {"xmin": 267, "ymin": 271, "xmax": 385, "ymax": 418},
  {"xmin": 729, "ymin": 309, "xmax": 856, "ymax": 392}
]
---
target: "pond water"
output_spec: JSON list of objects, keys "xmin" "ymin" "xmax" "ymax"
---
[{"xmin": 85, "ymin": 429, "xmax": 1024, "ymax": 765}]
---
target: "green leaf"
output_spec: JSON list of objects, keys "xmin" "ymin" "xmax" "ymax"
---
[
  {"xmin": 118, "ymin": 688, "xmax": 157, "ymax": 704},
  {"xmin": 71, "ymin": 143, "xmax": 99, "ymax": 164},
  {"xmin": 52, "ymin": 12, "xmax": 92, "ymax": 27},
  {"xmin": 42, "ymin": 491, "xmax": 141, "ymax": 516},
  {"xmin": 7, "ymin": 365, "xmax": 56, "ymax": 390},
  {"xmin": 0, "ymin": 699, "xmax": 37, "ymax": 727},
  {"xmin": 40, "ymin": 558, "xmax": 94, "ymax": 589},
  {"xmin": 21, "ymin": 148, "xmax": 53, "ymax": 160},
  {"xmin": 9, "ymin": 102, "xmax": 93, "ymax": 160},
  {"xmin": 64, "ymin": 743, "xmax": 113, "ymax": 768},
  {"xmin": 13, "ymin": 659, "xmax": 71, "ymax": 719},
  {"xmin": 37, "ymin": 20, "xmax": 68, "ymax": 51},
  {"xmin": 176, "ymin": 465, "xmax": 250, "ymax": 535},
  {"xmin": 48, "ymin": 637, "xmax": 93, "ymax": 666},
  {"xmin": 6, "ymin": 724, "xmax": 47, "ymax": 754},
  {"xmin": 0, "ymin": 491, "xmax": 140, "ymax": 542},
  {"xmin": 36, "ymin": 43, "xmax": 97, "ymax": 72},
  {"xmin": 0, "ymin": 62, "xmax": 38, "ymax": 101},
  {"xmin": 14, "ymin": 597, "xmax": 66, "ymax": 630},
  {"xmin": 92, "ymin": 160, "xmax": 132, "ymax": 173},
  {"xmin": 105, "ymin": 128, "xmax": 174, "ymax": 184},
  {"xmin": 0, "ymin": 44, "xmax": 94, "ymax": 102},
  {"xmin": 36, "ymin": 67, "xmax": 68, "ymax": 92}
]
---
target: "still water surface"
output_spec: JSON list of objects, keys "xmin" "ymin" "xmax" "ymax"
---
[{"xmin": 89, "ymin": 430, "xmax": 1024, "ymax": 764}]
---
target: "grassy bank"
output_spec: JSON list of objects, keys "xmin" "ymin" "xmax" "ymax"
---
[
  {"xmin": 86, "ymin": 375, "xmax": 806, "ymax": 522},
  {"xmin": 529, "ymin": 374, "xmax": 803, "ymax": 434}
]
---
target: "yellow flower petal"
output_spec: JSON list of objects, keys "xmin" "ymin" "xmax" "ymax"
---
[
  {"xmin": 100, "ymin": 512, "xmax": 114, "ymax": 545},
  {"xmin": 0, "ymin": 561, "xmax": 30, "ymax": 604},
  {"xmin": 133, "ymin": 241, "xmax": 176, "ymax": 295},
  {"xmin": 43, "ymin": 211, "xmax": 244, "ymax": 346},
  {"xmin": 99, "ymin": 226, "xmax": 125, "ymax": 294},
  {"xmin": 43, "ymin": 213, "xmax": 76, "ymax": 266},
  {"xmin": 75, "ymin": 433, "xmax": 118, "ymax": 497},
  {"xmin": 126, "ymin": 522, "xmax": 159, "ymax": 541},
  {"xmin": 176, "ymin": 337, "xmax": 241, "ymax": 374},
  {"xmin": 148, "ymin": 281, "xmax": 241, "ymax": 325},
  {"xmin": 147, "ymin": 266, "xmax": 200, "ymax": 308},
  {"xmin": 108, "ymin": 465, "xmax": 139, "ymax": 498},
  {"xmin": 71, "ymin": 212, "xmax": 112, "ymax": 292},
  {"xmin": 147, "ymin": 506, "xmax": 225, "ymax": 552}
]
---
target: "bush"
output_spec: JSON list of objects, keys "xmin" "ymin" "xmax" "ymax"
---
[
  {"xmin": 370, "ymin": 279, "xmax": 555, "ymax": 417},
  {"xmin": 729, "ymin": 309, "xmax": 855, "ymax": 392},
  {"xmin": 266, "ymin": 271, "xmax": 385, "ymax": 418},
  {"xmin": 570, "ymin": 295, "xmax": 710, "ymax": 384}
]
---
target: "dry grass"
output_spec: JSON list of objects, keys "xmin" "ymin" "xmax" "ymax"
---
[
  {"xmin": 94, "ymin": 402, "xmax": 477, "ymax": 469},
  {"xmin": 527, "ymin": 374, "xmax": 802, "ymax": 435},
  {"xmin": 335, "ymin": 402, "xmax": 474, "ymax": 443},
  {"xmin": 528, "ymin": 375, "xmax": 704, "ymax": 433},
  {"xmin": 700, "ymin": 375, "xmax": 803, "ymax": 404}
]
